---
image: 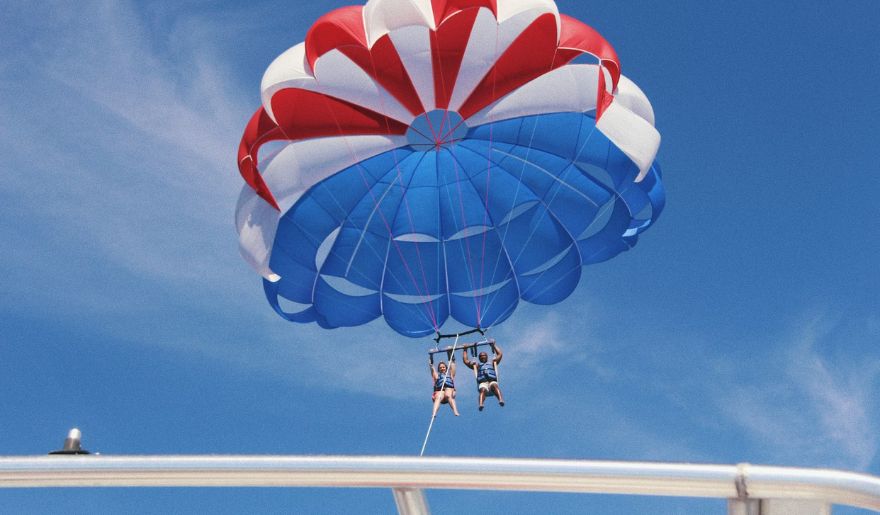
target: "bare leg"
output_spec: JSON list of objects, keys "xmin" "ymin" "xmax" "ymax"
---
[
  {"xmin": 431, "ymin": 394, "xmax": 443, "ymax": 418},
  {"xmin": 447, "ymin": 391, "xmax": 460, "ymax": 416},
  {"xmin": 492, "ymin": 384, "xmax": 505, "ymax": 406},
  {"xmin": 478, "ymin": 389, "xmax": 486, "ymax": 411}
]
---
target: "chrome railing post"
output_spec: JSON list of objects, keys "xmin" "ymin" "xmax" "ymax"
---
[{"xmin": 392, "ymin": 488, "xmax": 430, "ymax": 515}]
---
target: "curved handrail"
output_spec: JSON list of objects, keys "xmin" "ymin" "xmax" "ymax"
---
[{"xmin": 0, "ymin": 456, "xmax": 878, "ymax": 512}]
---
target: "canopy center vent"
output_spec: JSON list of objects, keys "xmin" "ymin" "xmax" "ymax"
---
[{"xmin": 406, "ymin": 110, "xmax": 469, "ymax": 151}]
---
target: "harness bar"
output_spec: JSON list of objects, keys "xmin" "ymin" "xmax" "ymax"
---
[
  {"xmin": 428, "ymin": 339, "xmax": 495, "ymax": 356},
  {"xmin": 433, "ymin": 328, "xmax": 484, "ymax": 343}
]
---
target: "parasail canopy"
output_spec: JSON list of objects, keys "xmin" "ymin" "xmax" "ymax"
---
[{"xmin": 236, "ymin": 0, "xmax": 665, "ymax": 338}]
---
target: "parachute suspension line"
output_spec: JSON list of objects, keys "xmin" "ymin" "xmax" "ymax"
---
[
  {"xmin": 474, "ymin": 117, "xmax": 541, "ymax": 320},
  {"xmin": 363, "ymin": 54, "xmax": 444, "ymax": 332},
  {"xmin": 486, "ymin": 55, "xmax": 612, "ymax": 305},
  {"xmin": 377, "ymin": 165, "xmax": 439, "ymax": 331},
  {"xmin": 480, "ymin": 121, "xmax": 602, "ymax": 316},
  {"xmin": 261, "ymin": 116, "xmax": 386, "ymax": 322},
  {"xmin": 450, "ymin": 146, "xmax": 483, "ymax": 322},
  {"xmin": 476, "ymin": 116, "xmax": 494, "ymax": 326},
  {"xmin": 311, "ymin": 82, "xmax": 440, "ymax": 332},
  {"xmin": 382, "ymin": 169, "xmax": 443, "ymax": 330},
  {"xmin": 394, "ymin": 171, "xmax": 441, "ymax": 328},
  {"xmin": 432, "ymin": 26, "xmax": 483, "ymax": 327},
  {"xmin": 262, "ymin": 115, "xmax": 365, "ymax": 319},
  {"xmin": 426, "ymin": 27, "xmax": 458, "ymax": 332},
  {"xmin": 464, "ymin": 143, "xmax": 585, "ymax": 314},
  {"xmin": 312, "ymin": 174, "xmax": 421, "ymax": 322},
  {"xmin": 437, "ymin": 164, "xmax": 479, "ymax": 324},
  {"xmin": 475, "ymin": 18, "xmax": 505, "ymax": 327},
  {"xmin": 331, "ymin": 159, "xmax": 441, "ymax": 333},
  {"xmin": 267, "ymin": 118, "xmax": 390, "ymax": 321},
  {"xmin": 429, "ymin": 15, "xmax": 508, "ymax": 330},
  {"xmin": 457, "ymin": 20, "xmax": 513, "ymax": 328},
  {"xmin": 419, "ymin": 334, "xmax": 460, "ymax": 457},
  {"xmin": 432, "ymin": 33, "xmax": 451, "ymax": 144},
  {"xmin": 503, "ymin": 123, "xmax": 603, "ymax": 303},
  {"xmin": 477, "ymin": 46, "xmax": 603, "ymax": 317},
  {"xmin": 444, "ymin": 148, "xmax": 511, "ymax": 327},
  {"xmin": 383, "ymin": 153, "xmax": 441, "ymax": 330}
]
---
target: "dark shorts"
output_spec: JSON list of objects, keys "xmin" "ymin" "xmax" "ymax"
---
[{"xmin": 432, "ymin": 389, "xmax": 455, "ymax": 403}]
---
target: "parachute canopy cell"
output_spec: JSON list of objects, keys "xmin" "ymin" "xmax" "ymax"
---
[{"xmin": 236, "ymin": 0, "xmax": 665, "ymax": 338}]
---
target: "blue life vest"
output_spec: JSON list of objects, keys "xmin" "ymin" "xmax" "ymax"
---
[
  {"xmin": 477, "ymin": 361, "xmax": 497, "ymax": 382},
  {"xmin": 435, "ymin": 373, "xmax": 454, "ymax": 390}
]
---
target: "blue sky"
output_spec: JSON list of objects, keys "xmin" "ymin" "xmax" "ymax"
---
[{"xmin": 1, "ymin": 0, "xmax": 878, "ymax": 513}]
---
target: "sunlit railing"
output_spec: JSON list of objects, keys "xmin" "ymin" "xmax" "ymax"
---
[{"xmin": 2, "ymin": 455, "xmax": 879, "ymax": 514}]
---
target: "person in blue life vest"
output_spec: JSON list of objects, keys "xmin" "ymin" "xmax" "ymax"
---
[
  {"xmin": 462, "ymin": 341, "xmax": 505, "ymax": 411},
  {"xmin": 429, "ymin": 353, "xmax": 460, "ymax": 418}
]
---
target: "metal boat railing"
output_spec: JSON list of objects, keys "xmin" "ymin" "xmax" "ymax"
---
[{"xmin": 2, "ymin": 455, "xmax": 879, "ymax": 514}]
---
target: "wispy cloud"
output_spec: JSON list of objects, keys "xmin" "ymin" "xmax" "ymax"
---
[
  {"xmin": 156, "ymin": 307, "xmax": 617, "ymax": 402},
  {"xmin": 492, "ymin": 306, "xmax": 880, "ymax": 469},
  {"xmin": 715, "ymin": 313, "xmax": 879, "ymax": 470},
  {"xmin": 0, "ymin": 0, "xmax": 259, "ymax": 310},
  {"xmin": 495, "ymin": 309, "xmax": 617, "ymax": 385},
  {"xmin": 139, "ymin": 319, "xmax": 431, "ymax": 401},
  {"xmin": 35, "ymin": 1, "xmax": 246, "ymax": 173}
]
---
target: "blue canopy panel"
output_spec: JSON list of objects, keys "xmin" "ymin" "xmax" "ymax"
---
[
  {"xmin": 263, "ymin": 111, "xmax": 664, "ymax": 338},
  {"xmin": 467, "ymin": 113, "xmax": 664, "ymax": 263}
]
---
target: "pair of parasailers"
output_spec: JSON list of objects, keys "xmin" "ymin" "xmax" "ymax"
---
[{"xmin": 429, "ymin": 341, "xmax": 505, "ymax": 417}]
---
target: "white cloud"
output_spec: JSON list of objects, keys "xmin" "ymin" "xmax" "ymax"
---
[
  {"xmin": 147, "ymin": 307, "xmax": 615, "ymax": 403},
  {"xmin": 787, "ymin": 322, "xmax": 878, "ymax": 467},
  {"xmin": 39, "ymin": 1, "xmax": 246, "ymax": 187},
  {"xmin": 0, "ymin": 0, "xmax": 259, "ymax": 310},
  {"xmin": 716, "ymin": 314, "xmax": 879, "ymax": 470},
  {"xmin": 495, "ymin": 307, "xmax": 618, "ymax": 384}
]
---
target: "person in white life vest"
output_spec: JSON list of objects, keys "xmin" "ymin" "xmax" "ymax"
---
[{"xmin": 462, "ymin": 341, "xmax": 505, "ymax": 411}]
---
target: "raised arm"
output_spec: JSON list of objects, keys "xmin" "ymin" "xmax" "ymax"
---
[
  {"xmin": 444, "ymin": 349, "xmax": 456, "ymax": 377},
  {"xmin": 461, "ymin": 348, "xmax": 474, "ymax": 369},
  {"xmin": 429, "ymin": 360, "xmax": 438, "ymax": 381},
  {"xmin": 491, "ymin": 340, "xmax": 503, "ymax": 364}
]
